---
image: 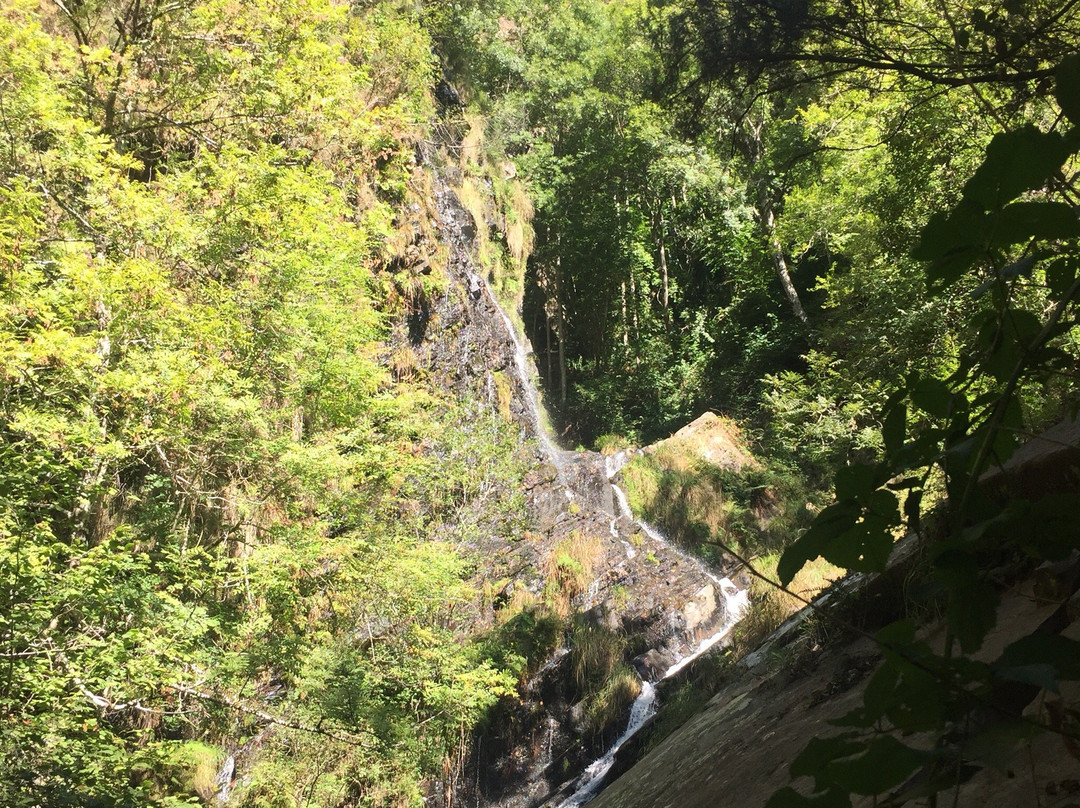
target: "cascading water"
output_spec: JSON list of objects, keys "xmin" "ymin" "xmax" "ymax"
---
[
  {"xmin": 553, "ymin": 461, "xmax": 749, "ymax": 808},
  {"xmin": 475, "ymin": 274, "xmax": 750, "ymax": 806},
  {"xmin": 482, "ymin": 281, "xmax": 566, "ymax": 468},
  {"xmin": 436, "ymin": 171, "xmax": 749, "ymax": 807}
]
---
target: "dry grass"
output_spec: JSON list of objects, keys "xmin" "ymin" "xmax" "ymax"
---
[
  {"xmin": 585, "ymin": 665, "xmax": 642, "ymax": 735},
  {"xmin": 493, "ymin": 370, "xmax": 513, "ymax": 422},
  {"xmin": 759, "ymin": 553, "xmax": 844, "ymax": 608},
  {"xmin": 495, "ymin": 584, "xmax": 541, "ymax": 624},
  {"xmin": 459, "ymin": 114, "xmax": 485, "ymax": 168},
  {"xmin": 504, "ymin": 180, "xmax": 534, "ymax": 272},
  {"xmin": 452, "ymin": 115, "xmax": 535, "ymax": 312},
  {"xmin": 728, "ymin": 554, "xmax": 844, "ymax": 659},
  {"xmin": 570, "ymin": 621, "xmax": 624, "ymax": 691},
  {"xmin": 391, "ymin": 346, "xmax": 418, "ymax": 382},
  {"xmin": 457, "ymin": 175, "xmax": 496, "ymax": 274},
  {"xmin": 621, "ymin": 438, "xmax": 812, "ymax": 559},
  {"xmin": 543, "ymin": 530, "xmax": 603, "ymax": 616}
]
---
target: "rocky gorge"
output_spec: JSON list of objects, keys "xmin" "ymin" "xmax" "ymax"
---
[
  {"xmin": 394, "ymin": 143, "xmax": 1080, "ymax": 808},
  {"xmin": 393, "ymin": 151, "xmax": 758, "ymax": 807}
]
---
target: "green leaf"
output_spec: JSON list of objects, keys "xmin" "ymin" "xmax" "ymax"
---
[
  {"xmin": 1046, "ymin": 256, "xmax": 1078, "ymax": 297},
  {"xmin": 914, "ymin": 202, "xmax": 986, "ymax": 288},
  {"xmin": 962, "ymin": 127, "xmax": 1072, "ymax": 211},
  {"xmin": 1056, "ymin": 53, "xmax": 1080, "ymax": 126},
  {"xmin": 1022, "ymin": 494, "xmax": 1080, "ymax": 560},
  {"xmin": 982, "ymin": 337, "xmax": 1021, "ymax": 384},
  {"xmin": 998, "ymin": 633, "xmax": 1080, "ymax": 679},
  {"xmin": 988, "ymin": 202, "xmax": 1080, "ymax": 247},
  {"xmin": 831, "ymin": 663, "xmax": 899, "ymax": 728},
  {"xmin": 1004, "ymin": 308, "xmax": 1043, "ymax": 348},
  {"xmin": 790, "ymin": 735, "xmax": 862, "ymax": 782},
  {"xmin": 903, "ymin": 488, "xmax": 922, "ymax": 534},
  {"xmin": 964, "ymin": 719, "xmax": 1038, "ymax": 770},
  {"xmin": 882, "ymin": 398, "xmax": 907, "ymax": 459},
  {"xmin": 876, "ymin": 619, "xmax": 917, "ymax": 648},
  {"xmin": 835, "ymin": 463, "xmax": 886, "ymax": 501},
  {"xmin": 826, "ymin": 735, "xmax": 929, "ymax": 795},
  {"xmin": 994, "ymin": 664, "xmax": 1060, "ymax": 694},
  {"xmin": 936, "ymin": 550, "xmax": 999, "ymax": 652},
  {"xmin": 778, "ymin": 500, "xmax": 860, "ymax": 586},
  {"xmin": 821, "ymin": 501, "xmax": 898, "ymax": 574},
  {"xmin": 910, "ymin": 377, "xmax": 953, "ymax": 418}
]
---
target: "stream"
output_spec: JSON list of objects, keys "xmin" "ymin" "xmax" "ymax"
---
[
  {"xmin": 480, "ymin": 254, "xmax": 749, "ymax": 807},
  {"xmin": 553, "ymin": 464, "xmax": 748, "ymax": 808},
  {"xmin": 437, "ymin": 177, "xmax": 749, "ymax": 807}
]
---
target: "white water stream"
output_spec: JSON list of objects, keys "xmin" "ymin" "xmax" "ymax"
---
[
  {"xmin": 482, "ymin": 281, "xmax": 566, "ymax": 467},
  {"xmin": 557, "ymin": 575, "xmax": 747, "ymax": 807},
  {"xmin": 457, "ymin": 188, "xmax": 749, "ymax": 808},
  {"xmin": 556, "ymin": 466, "xmax": 749, "ymax": 808}
]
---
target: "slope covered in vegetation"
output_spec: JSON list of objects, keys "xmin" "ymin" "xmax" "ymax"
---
[
  {"xmin": 7, "ymin": 0, "xmax": 1080, "ymax": 806},
  {"xmin": 433, "ymin": 1, "xmax": 1080, "ymax": 805},
  {"xmin": 0, "ymin": 2, "xmax": 533, "ymax": 804}
]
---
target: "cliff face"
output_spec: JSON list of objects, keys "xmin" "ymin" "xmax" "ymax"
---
[
  {"xmin": 588, "ymin": 575, "xmax": 1080, "ymax": 808},
  {"xmin": 408, "ymin": 158, "xmax": 749, "ymax": 808}
]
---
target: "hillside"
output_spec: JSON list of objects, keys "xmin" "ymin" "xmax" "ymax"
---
[{"xmin": 5, "ymin": 1, "xmax": 1080, "ymax": 807}]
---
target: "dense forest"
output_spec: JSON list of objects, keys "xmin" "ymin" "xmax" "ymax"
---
[{"xmin": 4, "ymin": 0, "xmax": 1080, "ymax": 806}]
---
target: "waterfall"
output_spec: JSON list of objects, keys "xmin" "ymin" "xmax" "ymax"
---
[
  {"xmin": 552, "ymin": 464, "xmax": 749, "ymax": 808},
  {"xmin": 482, "ymin": 280, "xmax": 566, "ymax": 467},
  {"xmin": 439, "ymin": 175, "xmax": 749, "ymax": 808},
  {"xmin": 554, "ymin": 578, "xmax": 747, "ymax": 808}
]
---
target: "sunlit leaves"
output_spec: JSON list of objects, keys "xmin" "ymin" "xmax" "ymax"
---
[
  {"xmin": 774, "ymin": 51, "xmax": 1080, "ymax": 808},
  {"xmin": 0, "ymin": 1, "xmax": 503, "ymax": 804}
]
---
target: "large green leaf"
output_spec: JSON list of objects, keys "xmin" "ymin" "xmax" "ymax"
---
[
  {"xmin": 778, "ymin": 500, "xmax": 861, "ymax": 585},
  {"xmin": 913, "ymin": 202, "xmax": 986, "ymax": 288},
  {"xmin": 910, "ymin": 377, "xmax": 955, "ymax": 419},
  {"xmin": 997, "ymin": 633, "xmax": 1080, "ymax": 680},
  {"xmin": 988, "ymin": 201, "xmax": 1080, "ymax": 247},
  {"xmin": 820, "ymin": 491, "xmax": 900, "ymax": 574},
  {"xmin": 962, "ymin": 127, "xmax": 1072, "ymax": 211},
  {"xmin": 826, "ymin": 736, "xmax": 930, "ymax": 795},
  {"xmin": 834, "ymin": 462, "xmax": 888, "ymax": 501},
  {"xmin": 1046, "ymin": 256, "xmax": 1079, "ymax": 297},
  {"xmin": 790, "ymin": 735, "xmax": 862, "ymax": 784},
  {"xmin": 1056, "ymin": 53, "xmax": 1080, "ymax": 126},
  {"xmin": 935, "ymin": 550, "xmax": 999, "ymax": 653}
]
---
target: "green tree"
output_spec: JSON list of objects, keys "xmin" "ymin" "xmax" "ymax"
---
[{"xmin": 769, "ymin": 56, "xmax": 1080, "ymax": 807}]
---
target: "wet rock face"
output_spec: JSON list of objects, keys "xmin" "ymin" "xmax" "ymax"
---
[
  {"xmin": 634, "ymin": 649, "xmax": 679, "ymax": 682},
  {"xmin": 415, "ymin": 167, "xmax": 743, "ymax": 808},
  {"xmin": 560, "ymin": 452, "xmax": 615, "ymax": 516}
]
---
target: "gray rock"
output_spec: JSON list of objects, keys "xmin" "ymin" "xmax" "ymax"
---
[{"xmin": 682, "ymin": 584, "xmax": 717, "ymax": 635}]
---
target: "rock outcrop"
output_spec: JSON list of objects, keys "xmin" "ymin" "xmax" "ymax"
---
[{"xmin": 408, "ymin": 168, "xmax": 744, "ymax": 808}]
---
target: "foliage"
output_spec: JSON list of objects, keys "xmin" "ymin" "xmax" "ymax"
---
[
  {"xmin": 621, "ymin": 447, "xmax": 811, "ymax": 560},
  {"xmin": 0, "ymin": 1, "xmax": 532, "ymax": 805},
  {"xmin": 544, "ymin": 530, "xmax": 604, "ymax": 615},
  {"xmin": 769, "ymin": 56, "xmax": 1080, "ymax": 806},
  {"xmin": 659, "ymin": 0, "xmax": 1079, "ymax": 91}
]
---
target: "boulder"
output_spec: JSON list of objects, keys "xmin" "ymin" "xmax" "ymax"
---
[
  {"xmin": 682, "ymin": 584, "xmax": 718, "ymax": 635},
  {"xmin": 644, "ymin": 411, "xmax": 758, "ymax": 473},
  {"xmin": 634, "ymin": 648, "xmax": 678, "ymax": 682}
]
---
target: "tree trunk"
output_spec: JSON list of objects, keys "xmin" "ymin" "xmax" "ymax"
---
[
  {"xmin": 653, "ymin": 204, "xmax": 671, "ymax": 327},
  {"xmin": 553, "ymin": 254, "xmax": 567, "ymax": 408},
  {"xmin": 757, "ymin": 184, "xmax": 809, "ymax": 325}
]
